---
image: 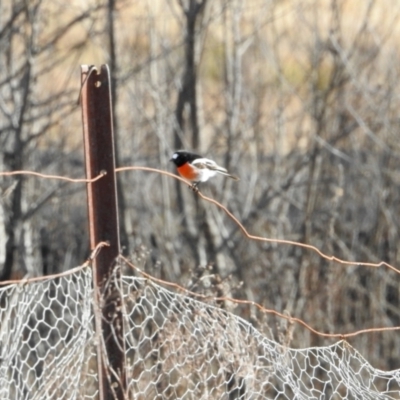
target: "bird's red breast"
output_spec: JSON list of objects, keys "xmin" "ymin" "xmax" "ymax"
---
[{"xmin": 177, "ymin": 162, "xmax": 199, "ymax": 181}]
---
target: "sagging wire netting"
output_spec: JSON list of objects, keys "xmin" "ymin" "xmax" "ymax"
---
[
  {"xmin": 0, "ymin": 268, "xmax": 97, "ymax": 400},
  {"xmin": 1, "ymin": 267, "xmax": 400, "ymax": 399}
]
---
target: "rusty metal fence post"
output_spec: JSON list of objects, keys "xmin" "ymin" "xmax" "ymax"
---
[{"xmin": 80, "ymin": 64, "xmax": 126, "ymax": 399}]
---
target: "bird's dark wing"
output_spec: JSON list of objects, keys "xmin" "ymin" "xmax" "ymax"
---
[{"xmin": 192, "ymin": 158, "xmax": 227, "ymax": 172}]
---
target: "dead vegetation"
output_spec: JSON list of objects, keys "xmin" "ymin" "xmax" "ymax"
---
[{"xmin": 1, "ymin": 0, "xmax": 400, "ymax": 372}]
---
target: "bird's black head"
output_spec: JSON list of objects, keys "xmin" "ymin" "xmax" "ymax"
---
[{"xmin": 170, "ymin": 150, "xmax": 201, "ymax": 167}]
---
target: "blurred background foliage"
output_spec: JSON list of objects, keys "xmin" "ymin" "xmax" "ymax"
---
[{"xmin": 1, "ymin": 0, "xmax": 400, "ymax": 369}]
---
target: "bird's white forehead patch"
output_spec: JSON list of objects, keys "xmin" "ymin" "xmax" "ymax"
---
[{"xmin": 172, "ymin": 153, "xmax": 179, "ymax": 159}]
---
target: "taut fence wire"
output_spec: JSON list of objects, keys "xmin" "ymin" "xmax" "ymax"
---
[
  {"xmin": 4, "ymin": 166, "xmax": 398, "ymax": 273},
  {"xmin": 0, "ymin": 170, "xmax": 106, "ymax": 183},
  {"xmin": 119, "ymin": 254, "xmax": 400, "ymax": 340},
  {"xmin": 117, "ymin": 166, "xmax": 400, "ymax": 274}
]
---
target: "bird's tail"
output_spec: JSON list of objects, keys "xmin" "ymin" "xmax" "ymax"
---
[
  {"xmin": 211, "ymin": 164, "xmax": 240, "ymax": 181},
  {"xmin": 217, "ymin": 170, "xmax": 240, "ymax": 181}
]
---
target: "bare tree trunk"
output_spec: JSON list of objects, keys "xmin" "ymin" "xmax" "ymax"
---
[
  {"xmin": 1, "ymin": 60, "xmax": 30, "ymax": 280},
  {"xmin": 174, "ymin": 0, "xmax": 207, "ymax": 150},
  {"xmin": 0, "ymin": 0, "xmax": 106, "ymax": 278},
  {"xmin": 173, "ymin": 0, "xmax": 208, "ymax": 266},
  {"xmin": 108, "ymin": 0, "xmax": 129, "ymax": 253}
]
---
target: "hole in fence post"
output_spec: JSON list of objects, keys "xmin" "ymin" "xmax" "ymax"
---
[{"xmin": 80, "ymin": 64, "xmax": 126, "ymax": 400}]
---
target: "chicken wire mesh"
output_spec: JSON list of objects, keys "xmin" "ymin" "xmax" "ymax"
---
[
  {"xmin": 1, "ymin": 265, "xmax": 400, "ymax": 399},
  {"xmin": 0, "ymin": 267, "xmax": 97, "ymax": 400}
]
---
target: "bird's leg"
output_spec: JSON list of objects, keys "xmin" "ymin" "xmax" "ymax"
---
[{"xmin": 190, "ymin": 182, "xmax": 200, "ymax": 193}]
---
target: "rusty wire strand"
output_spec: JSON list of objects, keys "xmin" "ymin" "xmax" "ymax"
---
[
  {"xmin": 0, "ymin": 241, "xmax": 109, "ymax": 286},
  {"xmin": 116, "ymin": 166, "xmax": 400, "ymax": 274},
  {"xmin": 0, "ymin": 170, "xmax": 106, "ymax": 183},
  {"xmin": 120, "ymin": 254, "xmax": 400, "ymax": 339}
]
